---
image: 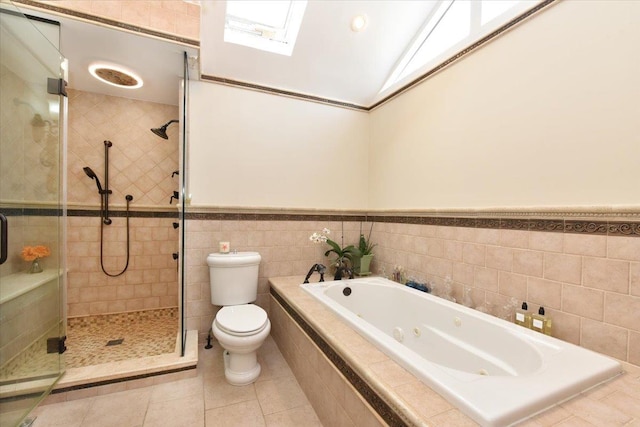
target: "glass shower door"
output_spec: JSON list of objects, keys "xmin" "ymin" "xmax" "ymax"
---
[{"xmin": 0, "ymin": 2, "xmax": 66, "ymax": 426}]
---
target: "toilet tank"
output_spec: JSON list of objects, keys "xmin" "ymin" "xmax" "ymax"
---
[{"xmin": 207, "ymin": 252, "xmax": 261, "ymax": 306}]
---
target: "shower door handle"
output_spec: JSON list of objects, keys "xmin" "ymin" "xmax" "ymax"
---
[{"xmin": 0, "ymin": 213, "xmax": 7, "ymax": 265}]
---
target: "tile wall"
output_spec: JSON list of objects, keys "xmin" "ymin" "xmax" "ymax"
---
[
  {"xmin": 66, "ymin": 89, "xmax": 179, "ymax": 317},
  {"xmin": 185, "ymin": 215, "xmax": 639, "ymax": 367},
  {"xmin": 372, "ymin": 221, "xmax": 640, "ymax": 366},
  {"xmin": 30, "ymin": 0, "xmax": 200, "ymax": 42},
  {"xmin": 184, "ymin": 219, "xmax": 363, "ymax": 338},
  {"xmin": 269, "ymin": 294, "xmax": 386, "ymax": 427}
]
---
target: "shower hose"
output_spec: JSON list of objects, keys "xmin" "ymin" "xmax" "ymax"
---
[{"xmin": 100, "ymin": 194, "xmax": 133, "ymax": 277}]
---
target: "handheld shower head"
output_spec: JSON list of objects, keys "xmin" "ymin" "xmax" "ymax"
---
[
  {"xmin": 150, "ymin": 119, "xmax": 179, "ymax": 140},
  {"xmin": 83, "ymin": 166, "xmax": 104, "ymax": 193}
]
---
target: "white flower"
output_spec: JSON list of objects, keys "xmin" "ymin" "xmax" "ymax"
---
[
  {"xmin": 309, "ymin": 229, "xmax": 330, "ymax": 244},
  {"xmin": 322, "ymin": 228, "xmax": 330, "ymax": 235}
]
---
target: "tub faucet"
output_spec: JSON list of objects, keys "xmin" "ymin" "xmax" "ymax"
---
[
  {"xmin": 303, "ymin": 263, "xmax": 326, "ymax": 283},
  {"xmin": 334, "ymin": 264, "xmax": 353, "ymax": 281}
]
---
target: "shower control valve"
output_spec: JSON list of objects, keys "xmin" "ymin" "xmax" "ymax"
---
[{"xmin": 169, "ymin": 191, "xmax": 179, "ymax": 204}]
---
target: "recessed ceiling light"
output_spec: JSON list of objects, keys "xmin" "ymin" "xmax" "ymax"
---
[
  {"xmin": 88, "ymin": 63, "xmax": 143, "ymax": 89},
  {"xmin": 351, "ymin": 14, "xmax": 367, "ymax": 32}
]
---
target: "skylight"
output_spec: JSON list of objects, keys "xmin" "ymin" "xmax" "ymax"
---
[
  {"xmin": 224, "ymin": 0, "xmax": 307, "ymax": 56},
  {"xmin": 380, "ymin": 0, "xmax": 540, "ymax": 94}
]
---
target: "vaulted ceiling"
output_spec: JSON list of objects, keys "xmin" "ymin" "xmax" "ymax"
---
[{"xmin": 200, "ymin": 1, "xmax": 438, "ymax": 108}]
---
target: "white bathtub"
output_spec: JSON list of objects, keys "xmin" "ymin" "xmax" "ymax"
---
[{"xmin": 301, "ymin": 277, "xmax": 621, "ymax": 427}]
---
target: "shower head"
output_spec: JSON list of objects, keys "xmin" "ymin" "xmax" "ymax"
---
[
  {"xmin": 83, "ymin": 166, "xmax": 104, "ymax": 193},
  {"xmin": 150, "ymin": 119, "xmax": 179, "ymax": 140}
]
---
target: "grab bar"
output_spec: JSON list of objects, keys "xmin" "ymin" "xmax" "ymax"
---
[
  {"xmin": 0, "ymin": 213, "xmax": 7, "ymax": 265},
  {"xmin": 103, "ymin": 141, "xmax": 113, "ymax": 225}
]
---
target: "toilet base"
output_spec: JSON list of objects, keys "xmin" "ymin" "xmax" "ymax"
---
[{"xmin": 223, "ymin": 350, "xmax": 262, "ymax": 386}]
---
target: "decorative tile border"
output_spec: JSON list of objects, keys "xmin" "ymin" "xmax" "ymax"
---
[
  {"xmin": 185, "ymin": 210, "xmax": 640, "ymax": 237},
  {"xmin": 270, "ymin": 288, "xmax": 409, "ymax": 427},
  {"xmin": 4, "ymin": 206, "xmax": 638, "ymax": 236},
  {"xmin": 67, "ymin": 209, "xmax": 178, "ymax": 219},
  {"xmin": 185, "ymin": 211, "xmax": 366, "ymax": 222},
  {"xmin": 12, "ymin": 0, "xmax": 199, "ymax": 47},
  {"xmin": 1, "ymin": 208, "xmax": 178, "ymax": 218}
]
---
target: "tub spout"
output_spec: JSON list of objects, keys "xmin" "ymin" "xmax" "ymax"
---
[
  {"xmin": 334, "ymin": 264, "xmax": 353, "ymax": 281},
  {"xmin": 303, "ymin": 263, "xmax": 326, "ymax": 283}
]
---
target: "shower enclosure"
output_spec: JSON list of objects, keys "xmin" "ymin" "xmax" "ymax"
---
[{"xmin": 0, "ymin": 2, "xmax": 66, "ymax": 426}]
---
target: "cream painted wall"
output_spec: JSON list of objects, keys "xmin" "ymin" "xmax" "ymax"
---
[
  {"xmin": 369, "ymin": 0, "xmax": 640, "ymax": 210},
  {"xmin": 188, "ymin": 82, "xmax": 370, "ymax": 209}
]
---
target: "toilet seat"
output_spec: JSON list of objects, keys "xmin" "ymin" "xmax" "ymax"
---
[{"xmin": 215, "ymin": 304, "xmax": 268, "ymax": 336}]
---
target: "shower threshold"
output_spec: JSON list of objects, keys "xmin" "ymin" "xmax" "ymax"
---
[{"xmin": 53, "ymin": 330, "xmax": 197, "ymax": 393}]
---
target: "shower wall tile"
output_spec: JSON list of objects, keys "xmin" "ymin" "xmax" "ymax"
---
[
  {"xmin": 33, "ymin": 0, "xmax": 200, "ymax": 41},
  {"xmin": 66, "ymin": 90, "xmax": 179, "ymax": 318},
  {"xmin": 67, "ymin": 89, "xmax": 179, "ymax": 208}
]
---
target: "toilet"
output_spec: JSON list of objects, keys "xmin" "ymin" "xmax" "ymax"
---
[{"xmin": 207, "ymin": 251, "xmax": 270, "ymax": 386}]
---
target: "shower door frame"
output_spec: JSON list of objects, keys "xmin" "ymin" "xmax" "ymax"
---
[{"xmin": 179, "ymin": 51, "xmax": 189, "ymax": 356}]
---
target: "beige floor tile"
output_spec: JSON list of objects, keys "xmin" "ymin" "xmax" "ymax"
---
[
  {"xmin": 255, "ymin": 376, "xmax": 309, "ymax": 415},
  {"xmin": 203, "ymin": 374, "xmax": 257, "ymax": 410},
  {"xmin": 256, "ymin": 338, "xmax": 295, "ymax": 382},
  {"xmin": 32, "ymin": 398, "xmax": 94, "ymax": 427},
  {"xmin": 143, "ymin": 395, "xmax": 204, "ymax": 427},
  {"xmin": 82, "ymin": 388, "xmax": 152, "ymax": 427},
  {"xmin": 150, "ymin": 375, "xmax": 203, "ymax": 403},
  {"xmin": 205, "ymin": 399, "xmax": 265, "ymax": 427},
  {"xmin": 264, "ymin": 404, "xmax": 322, "ymax": 427},
  {"xmin": 199, "ymin": 343, "xmax": 226, "ymax": 378}
]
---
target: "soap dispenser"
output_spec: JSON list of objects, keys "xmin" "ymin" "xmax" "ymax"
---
[
  {"xmin": 532, "ymin": 306, "xmax": 552, "ymax": 335},
  {"xmin": 515, "ymin": 302, "xmax": 532, "ymax": 329}
]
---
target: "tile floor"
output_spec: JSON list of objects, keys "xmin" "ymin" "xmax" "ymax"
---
[
  {"xmin": 30, "ymin": 336, "xmax": 322, "ymax": 427},
  {"xmin": 65, "ymin": 309, "xmax": 178, "ymax": 368},
  {"xmin": 0, "ymin": 309, "xmax": 178, "ymax": 384}
]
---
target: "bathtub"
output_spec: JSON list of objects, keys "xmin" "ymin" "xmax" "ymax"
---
[{"xmin": 301, "ymin": 277, "xmax": 621, "ymax": 427}]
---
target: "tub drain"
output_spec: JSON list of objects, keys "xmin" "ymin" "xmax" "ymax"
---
[{"xmin": 477, "ymin": 369, "xmax": 489, "ymax": 376}]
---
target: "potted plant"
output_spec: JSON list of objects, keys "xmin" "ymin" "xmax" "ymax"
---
[
  {"xmin": 310, "ymin": 228, "xmax": 360, "ymax": 279},
  {"xmin": 354, "ymin": 224, "xmax": 376, "ymax": 276}
]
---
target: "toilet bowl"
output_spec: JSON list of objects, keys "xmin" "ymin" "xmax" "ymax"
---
[
  {"xmin": 207, "ymin": 251, "xmax": 268, "ymax": 386},
  {"xmin": 211, "ymin": 304, "xmax": 271, "ymax": 385}
]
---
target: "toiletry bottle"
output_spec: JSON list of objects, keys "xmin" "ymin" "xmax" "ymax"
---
[
  {"xmin": 515, "ymin": 302, "xmax": 532, "ymax": 329},
  {"xmin": 532, "ymin": 306, "xmax": 552, "ymax": 335}
]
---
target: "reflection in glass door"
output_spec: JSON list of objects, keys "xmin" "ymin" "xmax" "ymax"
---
[{"xmin": 0, "ymin": 3, "xmax": 66, "ymax": 426}]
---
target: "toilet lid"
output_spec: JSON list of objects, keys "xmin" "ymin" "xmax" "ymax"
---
[{"xmin": 216, "ymin": 305, "xmax": 268, "ymax": 334}]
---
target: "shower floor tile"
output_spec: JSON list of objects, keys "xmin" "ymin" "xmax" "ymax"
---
[{"xmin": 65, "ymin": 308, "xmax": 178, "ymax": 368}]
